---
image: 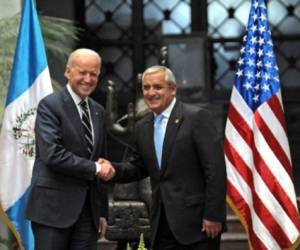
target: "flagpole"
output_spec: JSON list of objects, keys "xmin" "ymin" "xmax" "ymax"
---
[{"xmin": 0, "ymin": 205, "xmax": 23, "ymax": 250}]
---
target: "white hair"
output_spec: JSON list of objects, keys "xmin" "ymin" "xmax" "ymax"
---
[{"xmin": 142, "ymin": 65, "xmax": 176, "ymax": 86}]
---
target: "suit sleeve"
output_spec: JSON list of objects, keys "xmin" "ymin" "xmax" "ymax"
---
[
  {"xmin": 112, "ymin": 124, "xmax": 149, "ymax": 183},
  {"xmin": 192, "ymin": 108, "xmax": 227, "ymax": 223},
  {"xmin": 113, "ymin": 153, "xmax": 148, "ymax": 183},
  {"xmin": 99, "ymin": 182, "xmax": 109, "ymax": 218},
  {"xmin": 99, "ymin": 121, "xmax": 109, "ymax": 218},
  {"xmin": 35, "ymin": 97, "xmax": 96, "ymax": 181}
]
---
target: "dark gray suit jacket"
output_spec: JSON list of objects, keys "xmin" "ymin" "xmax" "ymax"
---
[
  {"xmin": 25, "ymin": 87, "xmax": 108, "ymax": 229},
  {"xmin": 114, "ymin": 101, "xmax": 226, "ymax": 245}
]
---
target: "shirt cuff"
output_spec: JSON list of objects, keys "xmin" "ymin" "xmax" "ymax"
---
[{"xmin": 95, "ymin": 162, "xmax": 102, "ymax": 175}]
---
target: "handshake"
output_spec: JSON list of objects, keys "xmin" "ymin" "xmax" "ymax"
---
[{"xmin": 96, "ymin": 158, "xmax": 115, "ymax": 181}]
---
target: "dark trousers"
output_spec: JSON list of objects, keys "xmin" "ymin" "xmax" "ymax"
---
[
  {"xmin": 31, "ymin": 192, "xmax": 97, "ymax": 250},
  {"xmin": 153, "ymin": 206, "xmax": 221, "ymax": 250}
]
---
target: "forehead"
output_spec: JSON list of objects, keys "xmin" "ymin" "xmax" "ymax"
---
[
  {"xmin": 72, "ymin": 55, "xmax": 100, "ymax": 69},
  {"xmin": 143, "ymin": 70, "xmax": 166, "ymax": 84}
]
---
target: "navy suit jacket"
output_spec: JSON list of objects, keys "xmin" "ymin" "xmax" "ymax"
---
[
  {"xmin": 25, "ymin": 87, "xmax": 108, "ymax": 229},
  {"xmin": 114, "ymin": 101, "xmax": 227, "ymax": 245}
]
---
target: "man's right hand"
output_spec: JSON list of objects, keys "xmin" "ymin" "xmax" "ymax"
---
[{"xmin": 96, "ymin": 158, "xmax": 115, "ymax": 181}]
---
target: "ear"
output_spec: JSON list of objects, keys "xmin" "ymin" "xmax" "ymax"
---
[
  {"xmin": 64, "ymin": 66, "xmax": 71, "ymax": 79},
  {"xmin": 171, "ymin": 84, "xmax": 177, "ymax": 95}
]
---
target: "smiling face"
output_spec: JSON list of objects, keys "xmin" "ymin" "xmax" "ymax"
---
[
  {"xmin": 142, "ymin": 69, "xmax": 176, "ymax": 114},
  {"xmin": 64, "ymin": 49, "xmax": 101, "ymax": 99}
]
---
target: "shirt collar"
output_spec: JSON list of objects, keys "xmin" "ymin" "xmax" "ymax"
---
[{"xmin": 67, "ymin": 84, "xmax": 88, "ymax": 106}]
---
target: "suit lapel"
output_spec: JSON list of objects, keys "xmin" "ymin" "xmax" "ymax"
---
[
  {"xmin": 62, "ymin": 87, "xmax": 87, "ymax": 152},
  {"xmin": 160, "ymin": 102, "xmax": 183, "ymax": 173}
]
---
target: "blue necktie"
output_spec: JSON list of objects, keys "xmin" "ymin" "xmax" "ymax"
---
[{"xmin": 154, "ymin": 114, "xmax": 165, "ymax": 168}]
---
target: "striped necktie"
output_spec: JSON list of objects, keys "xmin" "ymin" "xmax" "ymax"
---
[
  {"xmin": 79, "ymin": 100, "xmax": 93, "ymax": 158},
  {"xmin": 154, "ymin": 114, "xmax": 165, "ymax": 168}
]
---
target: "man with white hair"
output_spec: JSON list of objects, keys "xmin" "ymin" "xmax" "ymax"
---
[
  {"xmin": 26, "ymin": 48, "xmax": 114, "ymax": 250},
  {"xmin": 104, "ymin": 65, "xmax": 227, "ymax": 249}
]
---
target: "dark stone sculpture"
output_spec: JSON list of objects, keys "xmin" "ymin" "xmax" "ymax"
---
[{"xmin": 105, "ymin": 79, "xmax": 151, "ymax": 242}]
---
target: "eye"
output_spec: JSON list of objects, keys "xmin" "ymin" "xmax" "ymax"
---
[
  {"xmin": 143, "ymin": 85, "xmax": 150, "ymax": 91},
  {"xmin": 153, "ymin": 84, "xmax": 163, "ymax": 90}
]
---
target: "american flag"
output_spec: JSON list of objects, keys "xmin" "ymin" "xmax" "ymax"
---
[{"xmin": 224, "ymin": 0, "xmax": 300, "ymax": 249}]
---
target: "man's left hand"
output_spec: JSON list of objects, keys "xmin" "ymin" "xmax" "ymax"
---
[
  {"xmin": 98, "ymin": 217, "xmax": 108, "ymax": 239},
  {"xmin": 201, "ymin": 219, "xmax": 222, "ymax": 239}
]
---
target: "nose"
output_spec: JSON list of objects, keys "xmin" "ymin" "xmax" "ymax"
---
[
  {"xmin": 147, "ymin": 87, "xmax": 156, "ymax": 96},
  {"xmin": 83, "ymin": 73, "xmax": 92, "ymax": 82}
]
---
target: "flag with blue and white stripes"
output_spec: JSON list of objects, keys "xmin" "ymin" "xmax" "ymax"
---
[{"xmin": 0, "ymin": 0, "xmax": 52, "ymax": 249}]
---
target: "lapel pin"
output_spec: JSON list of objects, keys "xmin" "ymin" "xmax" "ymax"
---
[{"xmin": 175, "ymin": 118, "xmax": 180, "ymax": 124}]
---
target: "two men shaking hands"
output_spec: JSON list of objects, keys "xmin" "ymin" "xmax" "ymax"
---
[
  {"xmin": 25, "ymin": 48, "xmax": 226, "ymax": 250},
  {"xmin": 97, "ymin": 158, "xmax": 115, "ymax": 181}
]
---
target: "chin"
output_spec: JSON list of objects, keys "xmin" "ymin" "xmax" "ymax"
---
[
  {"xmin": 146, "ymin": 101, "xmax": 161, "ymax": 113},
  {"xmin": 151, "ymin": 107, "xmax": 162, "ymax": 114},
  {"xmin": 81, "ymin": 91, "xmax": 93, "ymax": 97}
]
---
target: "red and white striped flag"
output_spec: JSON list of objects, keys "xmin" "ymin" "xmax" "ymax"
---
[{"xmin": 224, "ymin": 0, "xmax": 300, "ymax": 249}]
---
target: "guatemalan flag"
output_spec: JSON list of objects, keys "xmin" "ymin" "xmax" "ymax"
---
[{"xmin": 0, "ymin": 0, "xmax": 52, "ymax": 249}]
